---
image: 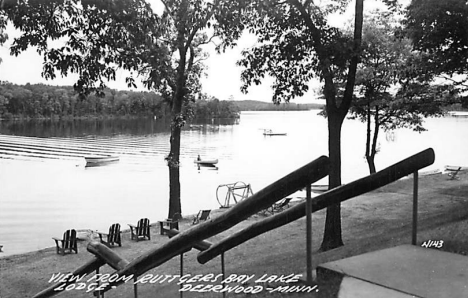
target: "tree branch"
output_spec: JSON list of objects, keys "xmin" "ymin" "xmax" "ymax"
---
[
  {"xmin": 287, "ymin": 0, "xmax": 337, "ymax": 111},
  {"xmin": 440, "ymin": 75, "xmax": 468, "ymax": 88},
  {"xmin": 184, "ymin": 0, "xmax": 219, "ymax": 53},
  {"xmin": 340, "ymin": 0, "xmax": 364, "ymax": 117}
]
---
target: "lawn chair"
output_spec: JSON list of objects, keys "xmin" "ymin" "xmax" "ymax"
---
[
  {"xmin": 128, "ymin": 218, "xmax": 151, "ymax": 241},
  {"xmin": 448, "ymin": 167, "xmax": 462, "ymax": 180},
  {"xmin": 268, "ymin": 198, "xmax": 292, "ymax": 214},
  {"xmin": 158, "ymin": 212, "xmax": 181, "ymax": 235},
  {"xmin": 97, "ymin": 223, "xmax": 122, "ymax": 247},
  {"xmin": 52, "ymin": 229, "xmax": 78, "ymax": 255},
  {"xmin": 192, "ymin": 210, "xmax": 211, "ymax": 225}
]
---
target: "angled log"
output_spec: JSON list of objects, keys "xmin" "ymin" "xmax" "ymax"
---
[
  {"xmin": 165, "ymin": 229, "xmax": 212, "ymax": 251},
  {"xmin": 87, "ymin": 241, "xmax": 130, "ymax": 270},
  {"xmin": 95, "ymin": 155, "xmax": 330, "ymax": 293},
  {"xmin": 32, "ymin": 257, "xmax": 105, "ymax": 298},
  {"xmin": 197, "ymin": 148, "xmax": 435, "ymax": 264}
]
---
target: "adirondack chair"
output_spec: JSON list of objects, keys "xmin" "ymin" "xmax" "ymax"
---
[
  {"xmin": 128, "ymin": 218, "xmax": 151, "ymax": 241},
  {"xmin": 158, "ymin": 212, "xmax": 181, "ymax": 235},
  {"xmin": 53, "ymin": 229, "xmax": 78, "ymax": 255},
  {"xmin": 192, "ymin": 210, "xmax": 211, "ymax": 225},
  {"xmin": 97, "ymin": 223, "xmax": 122, "ymax": 247}
]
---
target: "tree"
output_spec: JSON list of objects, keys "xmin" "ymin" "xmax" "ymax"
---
[
  {"xmin": 2, "ymin": 0, "xmax": 219, "ymax": 218},
  {"xmin": 406, "ymin": 0, "xmax": 468, "ymax": 90},
  {"xmin": 351, "ymin": 13, "xmax": 446, "ymax": 173},
  {"xmin": 0, "ymin": 9, "xmax": 7, "ymax": 64},
  {"xmin": 0, "ymin": 0, "xmax": 17, "ymax": 10},
  {"xmin": 218, "ymin": 0, "xmax": 365, "ymax": 250}
]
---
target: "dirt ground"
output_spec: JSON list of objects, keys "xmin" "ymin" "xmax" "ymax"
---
[{"xmin": 2, "ymin": 171, "xmax": 468, "ymax": 298}]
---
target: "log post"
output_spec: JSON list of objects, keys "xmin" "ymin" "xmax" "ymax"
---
[
  {"xmin": 306, "ymin": 184, "xmax": 313, "ymax": 284},
  {"xmin": 412, "ymin": 171, "xmax": 419, "ymax": 245}
]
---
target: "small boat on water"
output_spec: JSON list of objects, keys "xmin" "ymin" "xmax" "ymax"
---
[
  {"xmin": 194, "ymin": 159, "xmax": 218, "ymax": 166},
  {"xmin": 263, "ymin": 129, "xmax": 287, "ymax": 136},
  {"xmin": 194, "ymin": 155, "xmax": 218, "ymax": 168},
  {"xmin": 85, "ymin": 155, "xmax": 120, "ymax": 167}
]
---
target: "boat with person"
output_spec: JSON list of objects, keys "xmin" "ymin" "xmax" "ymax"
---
[
  {"xmin": 263, "ymin": 129, "xmax": 287, "ymax": 136},
  {"xmin": 84, "ymin": 155, "xmax": 120, "ymax": 167}
]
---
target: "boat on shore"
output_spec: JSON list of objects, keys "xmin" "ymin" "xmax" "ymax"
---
[
  {"xmin": 447, "ymin": 111, "xmax": 468, "ymax": 117},
  {"xmin": 311, "ymin": 184, "xmax": 329, "ymax": 193},
  {"xmin": 263, "ymin": 129, "xmax": 287, "ymax": 136},
  {"xmin": 444, "ymin": 165, "xmax": 468, "ymax": 172},
  {"xmin": 85, "ymin": 155, "xmax": 120, "ymax": 167}
]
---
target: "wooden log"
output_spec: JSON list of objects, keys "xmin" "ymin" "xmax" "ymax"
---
[
  {"xmin": 87, "ymin": 241, "xmax": 129, "ymax": 270},
  {"xmin": 165, "ymin": 229, "xmax": 212, "ymax": 251},
  {"xmin": 197, "ymin": 148, "xmax": 435, "ymax": 264},
  {"xmin": 32, "ymin": 257, "xmax": 105, "ymax": 298},
  {"xmin": 96, "ymin": 155, "xmax": 330, "ymax": 293}
]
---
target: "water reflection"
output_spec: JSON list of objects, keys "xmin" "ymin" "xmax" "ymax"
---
[{"xmin": 0, "ymin": 117, "xmax": 239, "ymax": 138}]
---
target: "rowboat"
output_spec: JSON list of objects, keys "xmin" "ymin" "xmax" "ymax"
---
[
  {"xmin": 311, "ymin": 185, "xmax": 329, "ymax": 193},
  {"xmin": 85, "ymin": 155, "xmax": 120, "ymax": 167},
  {"xmin": 194, "ymin": 159, "xmax": 218, "ymax": 166},
  {"xmin": 448, "ymin": 111, "xmax": 468, "ymax": 117},
  {"xmin": 263, "ymin": 129, "xmax": 287, "ymax": 136}
]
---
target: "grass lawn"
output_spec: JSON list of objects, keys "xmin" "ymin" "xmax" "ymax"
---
[{"xmin": 2, "ymin": 171, "xmax": 468, "ymax": 297}]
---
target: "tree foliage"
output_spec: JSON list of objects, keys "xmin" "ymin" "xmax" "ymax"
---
[
  {"xmin": 350, "ymin": 13, "xmax": 447, "ymax": 173},
  {"xmin": 3, "ymin": 0, "xmax": 160, "ymax": 95},
  {"xmin": 406, "ymin": 0, "xmax": 468, "ymax": 87}
]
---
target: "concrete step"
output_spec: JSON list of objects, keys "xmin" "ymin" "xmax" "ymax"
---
[{"xmin": 316, "ymin": 244, "xmax": 468, "ymax": 298}]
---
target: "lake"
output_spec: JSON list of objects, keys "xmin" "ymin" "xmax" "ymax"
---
[{"xmin": 0, "ymin": 110, "xmax": 467, "ymax": 256}]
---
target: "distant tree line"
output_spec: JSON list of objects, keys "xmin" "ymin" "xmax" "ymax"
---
[
  {"xmin": 0, "ymin": 81, "xmax": 240, "ymax": 120},
  {"xmin": 189, "ymin": 95, "xmax": 240, "ymax": 119},
  {"xmin": 234, "ymin": 100, "xmax": 324, "ymax": 111}
]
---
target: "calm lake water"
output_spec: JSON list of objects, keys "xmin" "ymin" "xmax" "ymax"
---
[{"xmin": 0, "ymin": 110, "xmax": 467, "ymax": 256}]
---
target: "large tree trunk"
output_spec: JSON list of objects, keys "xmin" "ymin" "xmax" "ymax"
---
[
  {"xmin": 167, "ymin": 1, "xmax": 188, "ymax": 219},
  {"xmin": 319, "ymin": 0, "xmax": 363, "ymax": 251},
  {"xmin": 320, "ymin": 112, "xmax": 345, "ymax": 251},
  {"xmin": 168, "ymin": 124, "xmax": 182, "ymax": 218}
]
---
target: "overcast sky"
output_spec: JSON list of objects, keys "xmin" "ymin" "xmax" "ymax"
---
[{"xmin": 0, "ymin": 0, "xmax": 399, "ymax": 103}]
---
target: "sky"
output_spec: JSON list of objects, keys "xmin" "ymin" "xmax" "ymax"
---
[{"xmin": 0, "ymin": 0, "xmax": 401, "ymax": 103}]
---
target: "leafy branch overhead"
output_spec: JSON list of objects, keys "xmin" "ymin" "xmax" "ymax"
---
[
  {"xmin": 2, "ymin": 0, "xmax": 217, "ymax": 103},
  {"xmin": 234, "ymin": 1, "xmax": 355, "ymax": 105},
  {"xmin": 4, "ymin": 1, "xmax": 160, "ymax": 95}
]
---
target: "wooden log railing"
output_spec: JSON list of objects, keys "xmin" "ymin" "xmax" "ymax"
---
[
  {"xmin": 197, "ymin": 148, "xmax": 435, "ymax": 264},
  {"xmin": 33, "ymin": 155, "xmax": 330, "ymax": 297}
]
